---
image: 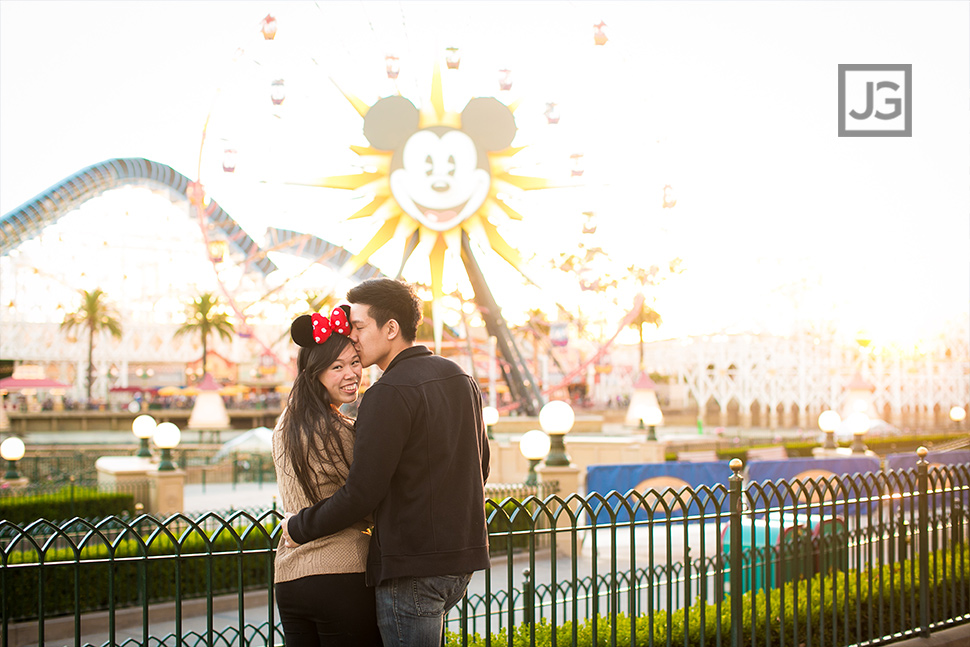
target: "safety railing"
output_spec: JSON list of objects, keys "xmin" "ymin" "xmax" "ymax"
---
[{"xmin": 1, "ymin": 449, "xmax": 967, "ymax": 647}]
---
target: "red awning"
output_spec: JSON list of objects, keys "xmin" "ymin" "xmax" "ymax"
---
[{"xmin": 0, "ymin": 377, "xmax": 71, "ymax": 390}]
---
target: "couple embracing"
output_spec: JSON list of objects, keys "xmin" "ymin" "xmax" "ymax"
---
[{"xmin": 272, "ymin": 278, "xmax": 491, "ymax": 646}]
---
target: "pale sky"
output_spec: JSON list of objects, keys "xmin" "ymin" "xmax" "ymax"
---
[{"xmin": 1, "ymin": 1, "xmax": 968, "ymax": 350}]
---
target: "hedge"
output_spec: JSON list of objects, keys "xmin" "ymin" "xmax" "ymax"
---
[
  {"xmin": 447, "ymin": 545, "xmax": 970, "ymax": 647},
  {"xmin": 0, "ymin": 487, "xmax": 135, "ymax": 525},
  {"xmin": 662, "ymin": 433, "xmax": 968, "ymax": 462},
  {"xmin": 2, "ymin": 521, "xmax": 278, "ymax": 621}
]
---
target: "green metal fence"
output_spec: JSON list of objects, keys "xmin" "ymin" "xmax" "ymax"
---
[{"xmin": 1, "ymin": 450, "xmax": 967, "ymax": 647}]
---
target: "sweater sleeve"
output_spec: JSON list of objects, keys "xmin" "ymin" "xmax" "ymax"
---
[{"xmin": 287, "ymin": 384, "xmax": 410, "ymax": 545}]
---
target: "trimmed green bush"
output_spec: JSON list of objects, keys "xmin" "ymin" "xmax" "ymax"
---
[
  {"xmin": 0, "ymin": 487, "xmax": 135, "ymax": 525},
  {"xmin": 447, "ymin": 545, "xmax": 970, "ymax": 647}
]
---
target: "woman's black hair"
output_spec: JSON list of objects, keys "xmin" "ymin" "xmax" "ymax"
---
[{"xmin": 277, "ymin": 307, "xmax": 355, "ymax": 503}]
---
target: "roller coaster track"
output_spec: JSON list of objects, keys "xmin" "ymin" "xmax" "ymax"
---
[
  {"xmin": 0, "ymin": 158, "xmax": 275, "ymax": 277},
  {"xmin": 0, "ymin": 157, "xmax": 388, "ymax": 283}
]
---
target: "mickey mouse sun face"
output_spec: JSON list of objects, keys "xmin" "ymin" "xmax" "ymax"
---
[
  {"xmin": 391, "ymin": 128, "xmax": 490, "ymax": 231},
  {"xmin": 363, "ymin": 95, "xmax": 516, "ymax": 233}
]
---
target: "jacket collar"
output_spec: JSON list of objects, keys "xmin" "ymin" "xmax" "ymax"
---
[{"xmin": 384, "ymin": 345, "xmax": 432, "ymax": 374}]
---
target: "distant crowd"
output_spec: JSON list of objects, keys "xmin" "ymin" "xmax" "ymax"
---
[{"xmin": 4, "ymin": 390, "xmax": 285, "ymax": 413}]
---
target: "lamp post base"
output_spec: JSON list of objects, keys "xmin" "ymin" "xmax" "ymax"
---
[
  {"xmin": 3, "ymin": 460, "xmax": 21, "ymax": 480},
  {"xmin": 135, "ymin": 438, "xmax": 152, "ymax": 458},
  {"xmin": 525, "ymin": 459, "xmax": 540, "ymax": 486},
  {"xmin": 544, "ymin": 434, "xmax": 571, "ymax": 466},
  {"xmin": 823, "ymin": 430, "xmax": 837, "ymax": 450},
  {"xmin": 0, "ymin": 475, "xmax": 29, "ymax": 488},
  {"xmin": 157, "ymin": 448, "xmax": 177, "ymax": 471}
]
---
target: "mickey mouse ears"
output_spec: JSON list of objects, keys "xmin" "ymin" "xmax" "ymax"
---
[{"xmin": 291, "ymin": 305, "xmax": 351, "ymax": 348}]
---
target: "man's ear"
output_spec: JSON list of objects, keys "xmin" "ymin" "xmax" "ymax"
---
[{"xmin": 385, "ymin": 319, "xmax": 401, "ymax": 340}]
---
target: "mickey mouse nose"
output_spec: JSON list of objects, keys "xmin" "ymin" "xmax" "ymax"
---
[{"xmin": 431, "ymin": 181, "xmax": 450, "ymax": 192}]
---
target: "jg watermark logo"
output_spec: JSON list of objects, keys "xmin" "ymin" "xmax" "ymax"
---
[{"xmin": 838, "ymin": 64, "xmax": 912, "ymax": 137}]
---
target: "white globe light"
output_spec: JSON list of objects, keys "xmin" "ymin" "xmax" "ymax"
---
[
  {"xmin": 949, "ymin": 406, "xmax": 966, "ymax": 423},
  {"xmin": 845, "ymin": 412, "xmax": 870, "ymax": 435},
  {"xmin": 539, "ymin": 400, "xmax": 574, "ymax": 435},
  {"xmin": 818, "ymin": 410, "xmax": 841, "ymax": 432},
  {"xmin": 0, "ymin": 437, "xmax": 26, "ymax": 462},
  {"xmin": 153, "ymin": 422, "xmax": 181, "ymax": 449},
  {"xmin": 132, "ymin": 414, "xmax": 157, "ymax": 439},
  {"xmin": 519, "ymin": 429, "xmax": 551, "ymax": 460},
  {"xmin": 483, "ymin": 406, "xmax": 499, "ymax": 427},
  {"xmin": 641, "ymin": 405, "xmax": 663, "ymax": 426}
]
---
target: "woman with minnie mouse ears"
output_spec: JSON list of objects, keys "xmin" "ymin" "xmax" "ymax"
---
[{"xmin": 271, "ymin": 305, "xmax": 383, "ymax": 647}]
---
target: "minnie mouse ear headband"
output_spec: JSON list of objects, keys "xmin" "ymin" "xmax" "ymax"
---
[{"xmin": 290, "ymin": 305, "xmax": 352, "ymax": 348}]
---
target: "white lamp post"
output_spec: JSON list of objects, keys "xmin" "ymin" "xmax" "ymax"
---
[
  {"xmin": 132, "ymin": 414, "xmax": 156, "ymax": 458},
  {"xmin": 846, "ymin": 412, "xmax": 870, "ymax": 454},
  {"xmin": 519, "ymin": 430, "xmax": 551, "ymax": 486},
  {"xmin": 625, "ymin": 373, "xmax": 664, "ymax": 439},
  {"xmin": 818, "ymin": 410, "xmax": 840, "ymax": 450},
  {"xmin": 483, "ymin": 405, "xmax": 499, "ymax": 440},
  {"xmin": 539, "ymin": 400, "xmax": 574, "ymax": 466},
  {"xmin": 153, "ymin": 422, "xmax": 181, "ymax": 471},
  {"xmin": 1, "ymin": 437, "xmax": 25, "ymax": 480},
  {"xmin": 640, "ymin": 405, "xmax": 663, "ymax": 442}
]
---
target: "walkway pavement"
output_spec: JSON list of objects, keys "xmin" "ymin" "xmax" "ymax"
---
[{"xmin": 182, "ymin": 480, "xmax": 280, "ymax": 515}]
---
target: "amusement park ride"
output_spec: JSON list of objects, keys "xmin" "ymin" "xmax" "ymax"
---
[{"xmin": 0, "ymin": 13, "xmax": 643, "ymax": 416}]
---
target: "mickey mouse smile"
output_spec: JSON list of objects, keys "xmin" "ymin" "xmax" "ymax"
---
[{"xmin": 413, "ymin": 199, "xmax": 470, "ymax": 224}]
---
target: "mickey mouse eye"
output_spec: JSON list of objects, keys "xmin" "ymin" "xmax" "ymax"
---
[
  {"xmin": 425, "ymin": 155, "xmax": 433, "ymax": 176},
  {"xmin": 447, "ymin": 155, "xmax": 456, "ymax": 177}
]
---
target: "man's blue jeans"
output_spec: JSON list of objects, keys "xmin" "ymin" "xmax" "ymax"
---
[{"xmin": 375, "ymin": 573, "xmax": 472, "ymax": 646}]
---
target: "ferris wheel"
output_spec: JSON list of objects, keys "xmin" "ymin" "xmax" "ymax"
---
[{"xmin": 188, "ymin": 6, "xmax": 663, "ymax": 413}]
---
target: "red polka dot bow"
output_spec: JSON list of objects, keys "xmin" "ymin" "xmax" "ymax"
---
[{"xmin": 310, "ymin": 307, "xmax": 351, "ymax": 344}]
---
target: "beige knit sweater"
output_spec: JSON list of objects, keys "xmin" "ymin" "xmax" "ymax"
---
[{"xmin": 273, "ymin": 416, "xmax": 371, "ymax": 583}]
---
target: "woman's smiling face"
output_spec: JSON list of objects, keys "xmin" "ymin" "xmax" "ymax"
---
[{"xmin": 318, "ymin": 343, "xmax": 362, "ymax": 404}]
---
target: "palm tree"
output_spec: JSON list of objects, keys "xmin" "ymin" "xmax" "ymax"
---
[
  {"xmin": 60, "ymin": 288, "xmax": 123, "ymax": 403},
  {"xmin": 628, "ymin": 297, "xmax": 663, "ymax": 371},
  {"xmin": 174, "ymin": 292, "xmax": 235, "ymax": 377}
]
